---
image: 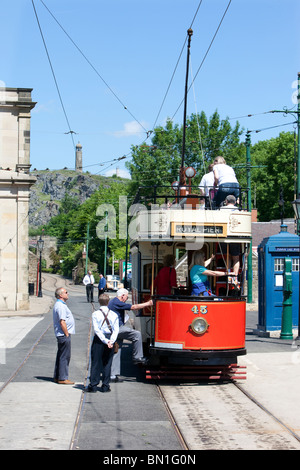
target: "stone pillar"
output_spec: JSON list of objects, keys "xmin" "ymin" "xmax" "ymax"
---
[{"xmin": 0, "ymin": 88, "xmax": 36, "ymax": 310}]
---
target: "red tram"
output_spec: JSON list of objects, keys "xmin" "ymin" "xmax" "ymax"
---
[
  {"xmin": 128, "ymin": 29, "xmax": 251, "ymax": 380},
  {"xmin": 130, "ymin": 184, "xmax": 251, "ymax": 380}
]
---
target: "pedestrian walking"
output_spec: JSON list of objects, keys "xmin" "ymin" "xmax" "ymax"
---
[
  {"xmin": 83, "ymin": 270, "xmax": 95, "ymax": 302},
  {"xmin": 98, "ymin": 273, "xmax": 106, "ymax": 297},
  {"xmin": 53, "ymin": 287, "xmax": 75, "ymax": 384}
]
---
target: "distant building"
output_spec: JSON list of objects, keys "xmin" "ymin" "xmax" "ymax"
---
[{"xmin": 0, "ymin": 88, "xmax": 36, "ymax": 310}]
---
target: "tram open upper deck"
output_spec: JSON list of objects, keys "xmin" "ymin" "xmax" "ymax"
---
[{"xmin": 129, "ymin": 183, "xmax": 252, "ymax": 378}]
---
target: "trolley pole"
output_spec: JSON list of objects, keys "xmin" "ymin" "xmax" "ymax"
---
[
  {"xmin": 246, "ymin": 132, "xmax": 253, "ymax": 303},
  {"xmin": 180, "ymin": 28, "xmax": 193, "ymax": 186}
]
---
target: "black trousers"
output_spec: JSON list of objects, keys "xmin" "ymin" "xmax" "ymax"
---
[
  {"xmin": 89, "ymin": 335, "xmax": 114, "ymax": 389},
  {"xmin": 54, "ymin": 335, "xmax": 71, "ymax": 381},
  {"xmin": 86, "ymin": 284, "xmax": 94, "ymax": 302}
]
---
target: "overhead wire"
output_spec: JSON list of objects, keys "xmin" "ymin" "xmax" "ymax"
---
[
  {"xmin": 38, "ymin": 0, "xmax": 148, "ymax": 134},
  {"xmin": 31, "ymin": 0, "xmax": 76, "ymax": 150}
]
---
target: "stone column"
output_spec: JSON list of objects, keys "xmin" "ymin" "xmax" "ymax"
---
[{"xmin": 0, "ymin": 88, "xmax": 36, "ymax": 310}]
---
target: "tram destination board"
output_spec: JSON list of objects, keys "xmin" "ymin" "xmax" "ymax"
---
[{"xmin": 171, "ymin": 222, "xmax": 227, "ymax": 237}]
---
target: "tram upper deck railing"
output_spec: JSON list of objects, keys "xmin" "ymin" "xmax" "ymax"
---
[
  {"xmin": 132, "ymin": 184, "xmax": 250, "ymax": 212},
  {"xmin": 130, "ymin": 185, "xmax": 252, "ymax": 242}
]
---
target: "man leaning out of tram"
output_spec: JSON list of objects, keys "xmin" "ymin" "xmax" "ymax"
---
[{"xmin": 189, "ymin": 250, "xmax": 227, "ymax": 296}]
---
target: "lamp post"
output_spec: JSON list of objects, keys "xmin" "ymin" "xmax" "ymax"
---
[
  {"xmin": 292, "ymin": 195, "xmax": 300, "ymax": 337},
  {"xmin": 37, "ymin": 235, "xmax": 44, "ymax": 298}
]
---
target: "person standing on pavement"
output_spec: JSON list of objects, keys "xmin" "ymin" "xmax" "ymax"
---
[
  {"xmin": 86, "ymin": 294, "xmax": 119, "ymax": 393},
  {"xmin": 109, "ymin": 288, "xmax": 153, "ymax": 382},
  {"xmin": 53, "ymin": 287, "xmax": 75, "ymax": 385},
  {"xmin": 98, "ymin": 273, "xmax": 106, "ymax": 297},
  {"xmin": 83, "ymin": 270, "xmax": 95, "ymax": 302}
]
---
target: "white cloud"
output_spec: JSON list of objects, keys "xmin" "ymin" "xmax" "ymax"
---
[{"xmin": 112, "ymin": 120, "xmax": 147, "ymax": 138}]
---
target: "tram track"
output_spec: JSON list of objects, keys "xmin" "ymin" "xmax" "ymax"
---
[
  {"xmin": 233, "ymin": 381, "xmax": 300, "ymax": 445},
  {"xmin": 0, "ymin": 321, "xmax": 52, "ymax": 395},
  {"xmin": 157, "ymin": 378, "xmax": 300, "ymax": 450},
  {"xmin": 1, "ymin": 275, "xmax": 299, "ymax": 450},
  {"xmin": 0, "ymin": 275, "xmax": 73, "ymax": 395},
  {"xmin": 1, "ymin": 325, "xmax": 300, "ymax": 450}
]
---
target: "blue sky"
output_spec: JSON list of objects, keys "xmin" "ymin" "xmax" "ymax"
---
[{"xmin": 1, "ymin": 0, "xmax": 299, "ymax": 178}]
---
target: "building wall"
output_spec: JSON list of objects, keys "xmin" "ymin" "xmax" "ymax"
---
[{"xmin": 0, "ymin": 88, "xmax": 36, "ymax": 310}]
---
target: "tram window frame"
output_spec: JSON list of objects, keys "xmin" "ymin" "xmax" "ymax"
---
[{"xmin": 142, "ymin": 261, "xmax": 163, "ymax": 292}]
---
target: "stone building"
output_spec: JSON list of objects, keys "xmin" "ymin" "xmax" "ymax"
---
[{"xmin": 0, "ymin": 88, "xmax": 36, "ymax": 310}]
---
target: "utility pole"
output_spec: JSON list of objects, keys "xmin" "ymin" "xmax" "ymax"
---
[
  {"xmin": 85, "ymin": 222, "xmax": 90, "ymax": 275},
  {"xmin": 104, "ymin": 211, "xmax": 108, "ymax": 277},
  {"xmin": 245, "ymin": 131, "xmax": 253, "ymax": 303}
]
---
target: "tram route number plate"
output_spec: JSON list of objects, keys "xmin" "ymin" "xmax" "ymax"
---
[{"xmin": 171, "ymin": 222, "xmax": 227, "ymax": 237}]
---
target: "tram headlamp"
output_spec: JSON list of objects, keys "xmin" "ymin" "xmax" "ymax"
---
[
  {"xmin": 191, "ymin": 317, "xmax": 209, "ymax": 335},
  {"xmin": 184, "ymin": 167, "xmax": 196, "ymax": 178},
  {"xmin": 171, "ymin": 181, "xmax": 180, "ymax": 191}
]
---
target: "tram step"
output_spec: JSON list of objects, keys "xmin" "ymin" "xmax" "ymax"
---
[{"xmin": 145, "ymin": 364, "xmax": 247, "ymax": 381}]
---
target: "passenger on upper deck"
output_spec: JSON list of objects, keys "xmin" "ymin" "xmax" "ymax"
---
[
  {"xmin": 189, "ymin": 250, "xmax": 227, "ymax": 296},
  {"xmin": 153, "ymin": 254, "xmax": 177, "ymax": 296},
  {"xmin": 212, "ymin": 156, "xmax": 239, "ymax": 207},
  {"xmin": 199, "ymin": 163, "xmax": 218, "ymax": 208},
  {"xmin": 199, "ymin": 164, "xmax": 215, "ymax": 200},
  {"xmin": 220, "ymin": 194, "xmax": 238, "ymax": 210}
]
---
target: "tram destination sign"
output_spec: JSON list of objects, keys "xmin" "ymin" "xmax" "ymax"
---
[{"xmin": 171, "ymin": 222, "xmax": 227, "ymax": 237}]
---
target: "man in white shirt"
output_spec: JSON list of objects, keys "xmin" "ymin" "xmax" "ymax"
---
[
  {"xmin": 86, "ymin": 294, "xmax": 119, "ymax": 393},
  {"xmin": 83, "ymin": 270, "xmax": 95, "ymax": 302},
  {"xmin": 199, "ymin": 164, "xmax": 215, "ymax": 197},
  {"xmin": 199, "ymin": 164, "xmax": 217, "ymax": 208},
  {"xmin": 53, "ymin": 287, "xmax": 75, "ymax": 384}
]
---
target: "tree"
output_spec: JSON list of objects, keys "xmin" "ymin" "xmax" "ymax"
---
[
  {"xmin": 251, "ymin": 131, "xmax": 295, "ymax": 221},
  {"xmin": 42, "ymin": 180, "xmax": 130, "ymax": 277},
  {"xmin": 126, "ymin": 110, "xmax": 244, "ymax": 194}
]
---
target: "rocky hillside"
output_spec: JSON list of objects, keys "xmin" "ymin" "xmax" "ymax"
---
[{"xmin": 29, "ymin": 169, "xmax": 129, "ymax": 227}]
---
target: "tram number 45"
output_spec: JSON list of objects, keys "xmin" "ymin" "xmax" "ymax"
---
[{"xmin": 192, "ymin": 305, "xmax": 207, "ymax": 315}]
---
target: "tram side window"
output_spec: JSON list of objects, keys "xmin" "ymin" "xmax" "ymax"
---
[{"xmin": 143, "ymin": 262, "xmax": 163, "ymax": 291}]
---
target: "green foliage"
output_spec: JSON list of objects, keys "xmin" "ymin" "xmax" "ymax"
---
[
  {"xmin": 42, "ymin": 180, "xmax": 129, "ymax": 277},
  {"xmin": 39, "ymin": 118, "xmax": 296, "ymax": 278},
  {"xmin": 251, "ymin": 131, "xmax": 295, "ymax": 221},
  {"xmin": 126, "ymin": 110, "xmax": 245, "ymax": 194}
]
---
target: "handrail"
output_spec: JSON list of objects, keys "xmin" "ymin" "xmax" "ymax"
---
[{"xmin": 133, "ymin": 185, "xmax": 250, "ymax": 211}]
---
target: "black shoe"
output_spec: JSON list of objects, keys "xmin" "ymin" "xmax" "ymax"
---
[
  {"xmin": 99, "ymin": 385, "xmax": 111, "ymax": 393},
  {"xmin": 86, "ymin": 384, "xmax": 97, "ymax": 393},
  {"xmin": 110, "ymin": 376, "xmax": 123, "ymax": 383},
  {"xmin": 133, "ymin": 357, "xmax": 147, "ymax": 365}
]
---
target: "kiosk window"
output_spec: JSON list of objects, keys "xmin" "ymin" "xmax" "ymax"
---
[
  {"xmin": 292, "ymin": 259, "xmax": 299, "ymax": 272},
  {"xmin": 274, "ymin": 258, "xmax": 284, "ymax": 272}
]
